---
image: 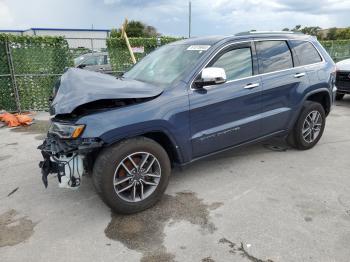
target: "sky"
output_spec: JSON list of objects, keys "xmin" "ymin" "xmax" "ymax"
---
[{"xmin": 0, "ymin": 0, "xmax": 350, "ymax": 37}]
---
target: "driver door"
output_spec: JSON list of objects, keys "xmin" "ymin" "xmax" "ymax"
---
[{"xmin": 189, "ymin": 42, "xmax": 263, "ymax": 158}]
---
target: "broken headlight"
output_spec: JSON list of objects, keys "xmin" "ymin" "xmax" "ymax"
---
[{"xmin": 49, "ymin": 122, "xmax": 85, "ymax": 139}]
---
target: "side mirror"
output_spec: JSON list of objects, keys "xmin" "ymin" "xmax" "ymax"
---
[
  {"xmin": 194, "ymin": 67, "xmax": 227, "ymax": 88},
  {"xmin": 77, "ymin": 64, "xmax": 86, "ymax": 69}
]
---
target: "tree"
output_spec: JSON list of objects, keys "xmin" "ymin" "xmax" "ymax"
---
[
  {"xmin": 282, "ymin": 28, "xmax": 290, "ymax": 31},
  {"xmin": 335, "ymin": 28, "xmax": 350, "ymax": 40},
  {"xmin": 109, "ymin": 20, "xmax": 160, "ymax": 38},
  {"xmin": 143, "ymin": 25, "xmax": 159, "ymax": 37},
  {"xmin": 292, "ymin": 25, "xmax": 302, "ymax": 32},
  {"xmin": 283, "ymin": 25, "xmax": 350, "ymax": 40},
  {"xmin": 301, "ymin": 26, "xmax": 321, "ymax": 37},
  {"xmin": 110, "ymin": 28, "xmax": 121, "ymax": 38},
  {"xmin": 327, "ymin": 27, "xmax": 337, "ymax": 40},
  {"xmin": 126, "ymin": 20, "xmax": 145, "ymax": 37}
]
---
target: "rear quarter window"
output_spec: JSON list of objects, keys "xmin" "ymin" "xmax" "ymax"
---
[
  {"xmin": 256, "ymin": 40, "xmax": 293, "ymax": 74},
  {"xmin": 290, "ymin": 40, "xmax": 322, "ymax": 66}
]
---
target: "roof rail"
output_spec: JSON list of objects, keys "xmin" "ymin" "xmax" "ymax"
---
[{"xmin": 235, "ymin": 30, "xmax": 303, "ymax": 36}]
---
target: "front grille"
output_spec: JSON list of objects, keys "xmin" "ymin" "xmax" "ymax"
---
[
  {"xmin": 337, "ymin": 71, "xmax": 350, "ymax": 81},
  {"xmin": 336, "ymin": 71, "xmax": 350, "ymax": 89}
]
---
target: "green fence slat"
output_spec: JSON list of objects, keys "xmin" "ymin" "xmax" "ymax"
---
[{"xmin": 0, "ymin": 34, "xmax": 73, "ymax": 111}]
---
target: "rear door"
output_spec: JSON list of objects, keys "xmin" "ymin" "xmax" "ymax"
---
[
  {"xmin": 189, "ymin": 41, "xmax": 262, "ymax": 157},
  {"xmin": 255, "ymin": 40, "xmax": 310, "ymax": 135},
  {"xmin": 289, "ymin": 40, "xmax": 325, "ymax": 90}
]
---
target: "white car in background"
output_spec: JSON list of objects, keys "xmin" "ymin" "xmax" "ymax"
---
[{"xmin": 336, "ymin": 58, "xmax": 350, "ymax": 100}]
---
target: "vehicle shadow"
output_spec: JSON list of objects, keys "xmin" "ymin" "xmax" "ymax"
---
[
  {"xmin": 173, "ymin": 136, "xmax": 292, "ymax": 177},
  {"xmin": 335, "ymin": 95, "xmax": 350, "ymax": 108}
]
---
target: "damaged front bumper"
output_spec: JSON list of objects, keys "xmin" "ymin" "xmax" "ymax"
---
[{"xmin": 38, "ymin": 134, "xmax": 103, "ymax": 189}]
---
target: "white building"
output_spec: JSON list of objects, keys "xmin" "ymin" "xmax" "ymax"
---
[{"xmin": 0, "ymin": 28, "xmax": 110, "ymax": 49}]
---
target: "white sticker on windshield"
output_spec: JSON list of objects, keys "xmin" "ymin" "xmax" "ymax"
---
[{"xmin": 187, "ymin": 45, "xmax": 211, "ymax": 51}]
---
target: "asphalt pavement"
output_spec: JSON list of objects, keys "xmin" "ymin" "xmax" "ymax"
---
[{"xmin": 1, "ymin": 97, "xmax": 350, "ymax": 262}]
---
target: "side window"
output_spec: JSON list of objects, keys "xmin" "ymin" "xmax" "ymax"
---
[
  {"xmin": 256, "ymin": 41, "xmax": 293, "ymax": 73},
  {"xmin": 211, "ymin": 47, "xmax": 253, "ymax": 81},
  {"xmin": 290, "ymin": 40, "xmax": 322, "ymax": 66},
  {"xmin": 96, "ymin": 55, "xmax": 105, "ymax": 65},
  {"xmin": 83, "ymin": 56, "xmax": 98, "ymax": 66}
]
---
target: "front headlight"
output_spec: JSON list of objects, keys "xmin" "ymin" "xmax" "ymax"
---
[{"xmin": 49, "ymin": 122, "xmax": 85, "ymax": 139}]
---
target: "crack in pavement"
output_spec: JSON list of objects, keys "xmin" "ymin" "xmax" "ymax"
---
[{"xmin": 219, "ymin": 238, "xmax": 274, "ymax": 262}]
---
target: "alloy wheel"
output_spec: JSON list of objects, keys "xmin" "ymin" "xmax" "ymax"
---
[
  {"xmin": 113, "ymin": 152, "xmax": 161, "ymax": 202},
  {"xmin": 302, "ymin": 110, "xmax": 322, "ymax": 143}
]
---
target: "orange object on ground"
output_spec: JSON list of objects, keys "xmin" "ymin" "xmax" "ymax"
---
[
  {"xmin": 0, "ymin": 113, "xmax": 20, "ymax": 127},
  {"xmin": 15, "ymin": 114, "xmax": 33, "ymax": 125},
  {"xmin": 0, "ymin": 112, "xmax": 33, "ymax": 127}
]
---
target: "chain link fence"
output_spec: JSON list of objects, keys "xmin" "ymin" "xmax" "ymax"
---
[
  {"xmin": 320, "ymin": 40, "xmax": 350, "ymax": 62},
  {"xmin": 1, "ymin": 34, "xmax": 350, "ymax": 112},
  {"xmin": 107, "ymin": 37, "xmax": 179, "ymax": 72},
  {"xmin": 0, "ymin": 35, "xmax": 72, "ymax": 112}
]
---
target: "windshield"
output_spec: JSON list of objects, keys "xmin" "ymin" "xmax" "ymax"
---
[{"xmin": 124, "ymin": 44, "xmax": 210, "ymax": 85}]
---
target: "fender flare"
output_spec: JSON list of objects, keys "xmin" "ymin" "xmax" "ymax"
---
[
  {"xmin": 288, "ymin": 88, "xmax": 332, "ymax": 130},
  {"xmin": 99, "ymin": 124, "xmax": 185, "ymax": 164}
]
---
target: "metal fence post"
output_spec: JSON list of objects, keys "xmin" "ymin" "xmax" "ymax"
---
[
  {"xmin": 91, "ymin": 38, "xmax": 94, "ymax": 53},
  {"xmin": 5, "ymin": 40, "xmax": 21, "ymax": 113}
]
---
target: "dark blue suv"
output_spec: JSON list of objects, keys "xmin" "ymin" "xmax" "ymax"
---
[{"xmin": 39, "ymin": 32, "xmax": 337, "ymax": 213}]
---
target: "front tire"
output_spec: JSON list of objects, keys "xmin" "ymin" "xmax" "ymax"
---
[
  {"xmin": 287, "ymin": 101, "xmax": 326, "ymax": 150},
  {"xmin": 93, "ymin": 137, "xmax": 171, "ymax": 214}
]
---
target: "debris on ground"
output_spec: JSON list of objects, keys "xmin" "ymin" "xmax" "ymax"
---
[
  {"xmin": 7, "ymin": 187, "xmax": 19, "ymax": 197},
  {"xmin": 0, "ymin": 112, "xmax": 34, "ymax": 127}
]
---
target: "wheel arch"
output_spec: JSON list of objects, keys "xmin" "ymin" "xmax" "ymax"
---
[
  {"xmin": 287, "ymin": 88, "xmax": 331, "ymax": 132},
  {"xmin": 101, "ymin": 128, "xmax": 184, "ymax": 166},
  {"xmin": 304, "ymin": 89, "xmax": 331, "ymax": 116}
]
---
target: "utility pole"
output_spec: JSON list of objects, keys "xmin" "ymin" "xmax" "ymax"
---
[{"xmin": 188, "ymin": 1, "xmax": 191, "ymax": 38}]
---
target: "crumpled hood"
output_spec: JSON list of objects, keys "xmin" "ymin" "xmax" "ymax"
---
[
  {"xmin": 336, "ymin": 58, "xmax": 350, "ymax": 71},
  {"xmin": 51, "ymin": 68, "xmax": 163, "ymax": 115}
]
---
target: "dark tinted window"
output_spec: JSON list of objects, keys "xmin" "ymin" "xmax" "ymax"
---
[
  {"xmin": 290, "ymin": 40, "xmax": 322, "ymax": 66},
  {"xmin": 256, "ymin": 41, "xmax": 293, "ymax": 73},
  {"xmin": 211, "ymin": 47, "xmax": 252, "ymax": 81}
]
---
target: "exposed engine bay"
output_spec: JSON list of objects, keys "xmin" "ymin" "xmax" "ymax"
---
[{"xmin": 38, "ymin": 133, "xmax": 102, "ymax": 189}]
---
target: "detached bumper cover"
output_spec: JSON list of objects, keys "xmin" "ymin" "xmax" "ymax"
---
[{"xmin": 38, "ymin": 134, "xmax": 103, "ymax": 187}]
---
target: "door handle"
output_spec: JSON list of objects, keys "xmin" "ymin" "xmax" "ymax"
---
[
  {"xmin": 294, "ymin": 72, "xmax": 306, "ymax": 78},
  {"xmin": 244, "ymin": 83, "xmax": 260, "ymax": 89}
]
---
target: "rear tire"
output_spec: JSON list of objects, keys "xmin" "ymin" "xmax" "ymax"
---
[
  {"xmin": 287, "ymin": 101, "xmax": 326, "ymax": 150},
  {"xmin": 93, "ymin": 137, "xmax": 171, "ymax": 214},
  {"xmin": 335, "ymin": 93, "xmax": 345, "ymax": 100}
]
